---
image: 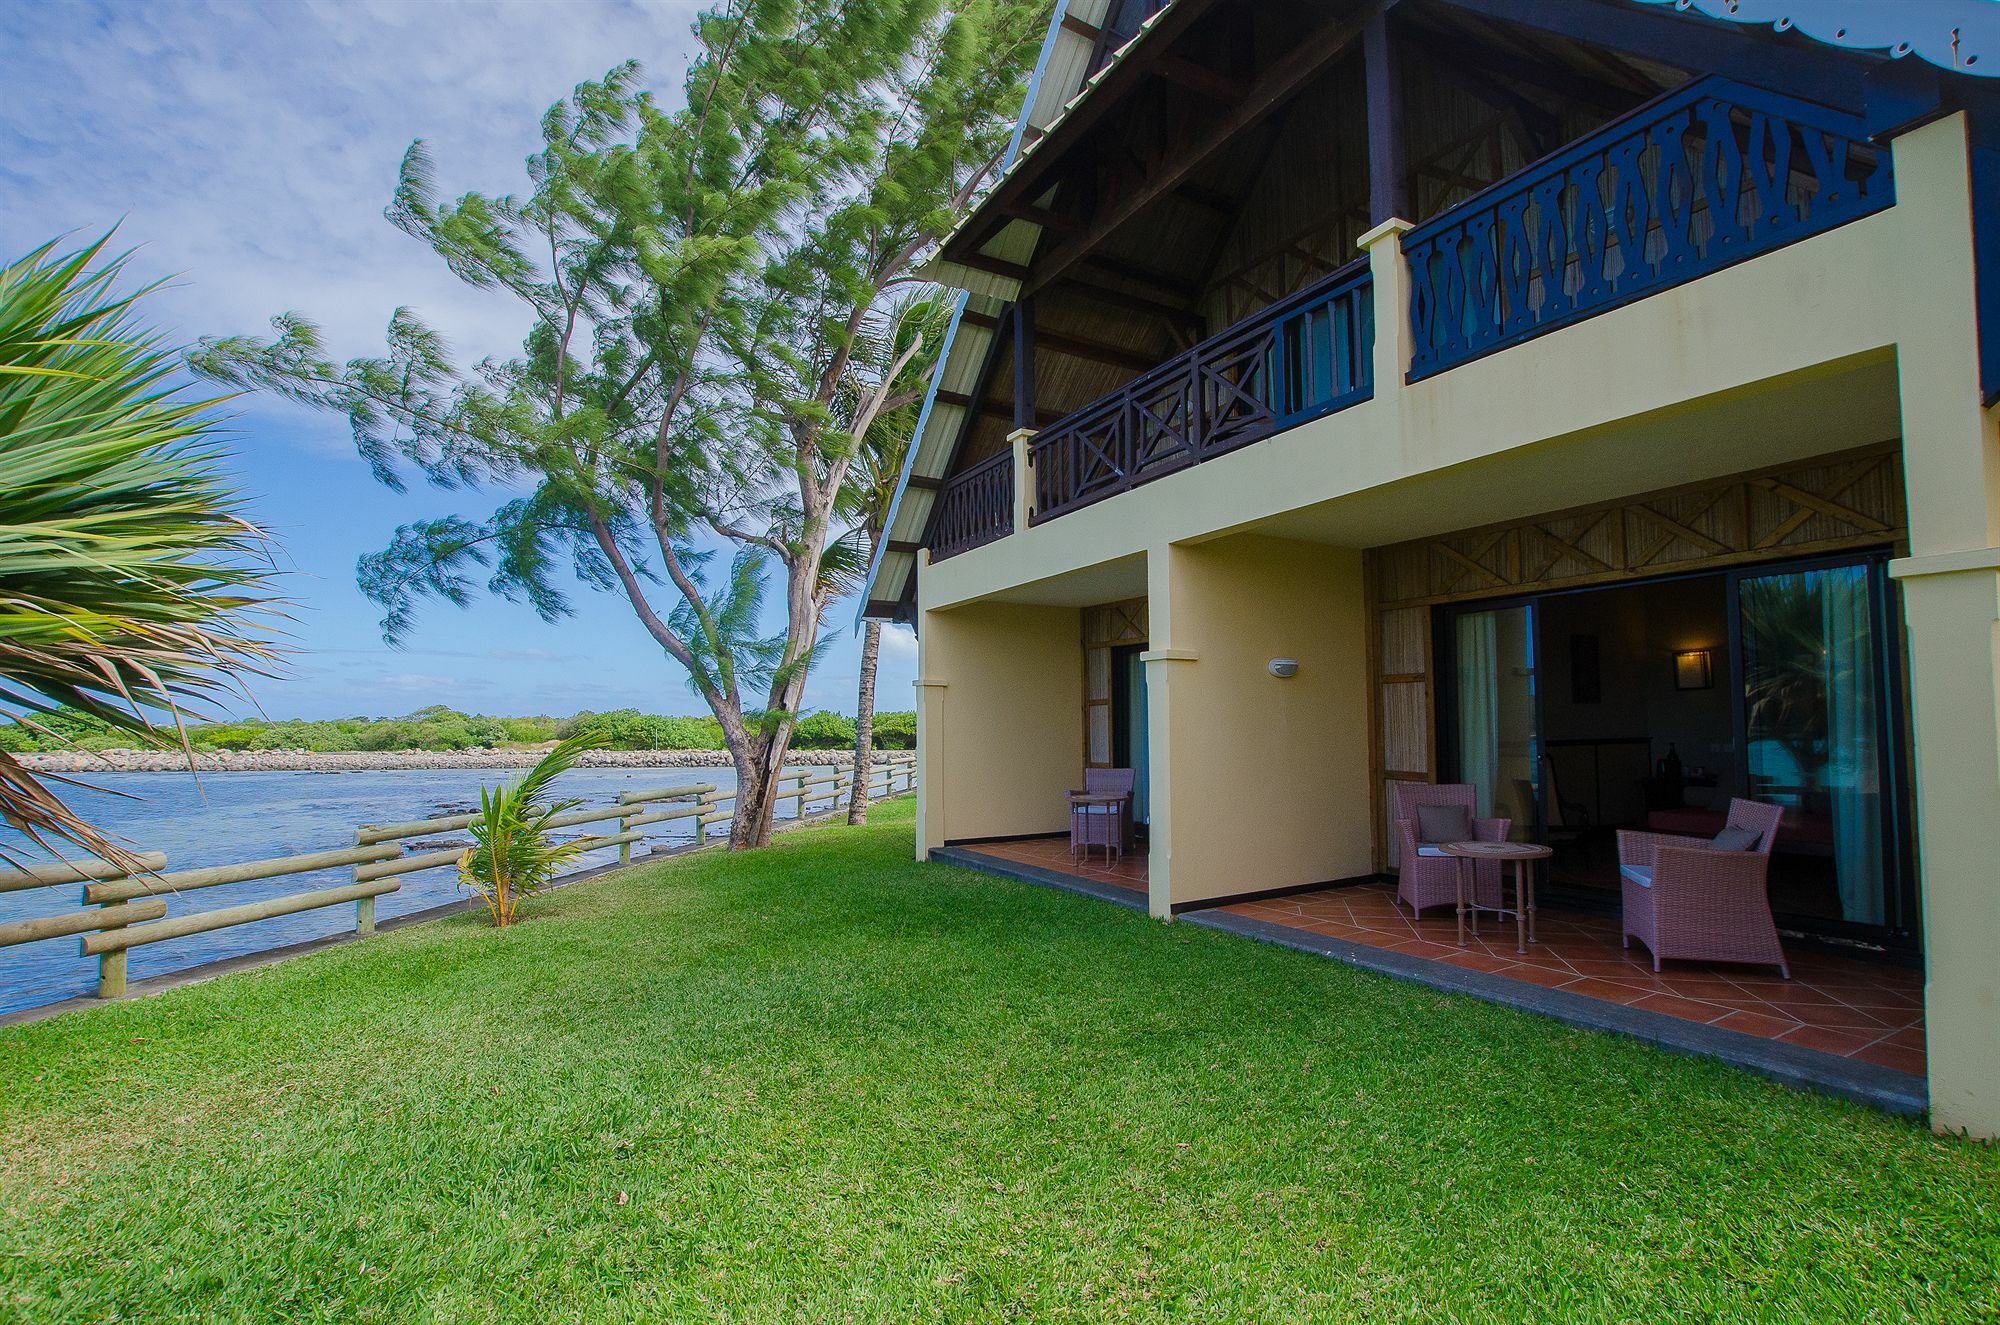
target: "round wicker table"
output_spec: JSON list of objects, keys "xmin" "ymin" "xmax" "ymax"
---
[{"xmin": 1438, "ymin": 840, "xmax": 1552, "ymax": 953}]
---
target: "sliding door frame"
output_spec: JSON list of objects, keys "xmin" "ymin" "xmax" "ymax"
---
[
  {"xmin": 1724, "ymin": 550, "xmax": 1918, "ymax": 951},
  {"xmin": 1434, "ymin": 547, "xmax": 1917, "ymax": 957}
]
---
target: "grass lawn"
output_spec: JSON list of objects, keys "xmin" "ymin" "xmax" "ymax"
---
[{"xmin": 1, "ymin": 798, "xmax": 1995, "ymax": 1323}]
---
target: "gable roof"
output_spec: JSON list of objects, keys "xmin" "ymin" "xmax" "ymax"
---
[
  {"xmin": 859, "ymin": 0, "xmax": 1150, "ymax": 623},
  {"xmin": 860, "ymin": 0, "xmax": 2000, "ymax": 626}
]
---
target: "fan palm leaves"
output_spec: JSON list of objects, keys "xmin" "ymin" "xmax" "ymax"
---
[
  {"xmin": 0, "ymin": 234, "xmax": 282, "ymax": 868},
  {"xmin": 457, "ymin": 733, "xmax": 603, "ymax": 925}
]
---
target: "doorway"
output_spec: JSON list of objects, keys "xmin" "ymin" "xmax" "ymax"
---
[
  {"xmin": 1438, "ymin": 553, "xmax": 1912, "ymax": 951},
  {"xmin": 1111, "ymin": 643, "xmax": 1149, "ymax": 832}
]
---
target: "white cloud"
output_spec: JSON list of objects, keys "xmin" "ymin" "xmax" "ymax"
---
[
  {"xmin": 1, "ymin": 1, "xmax": 907, "ymax": 722},
  {"xmin": 487, "ymin": 647, "xmax": 584, "ymax": 663},
  {"xmin": 0, "ymin": 0, "xmax": 700, "ymax": 441}
]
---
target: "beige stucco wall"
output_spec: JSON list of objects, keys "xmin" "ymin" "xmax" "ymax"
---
[
  {"xmin": 913, "ymin": 591, "xmax": 1083, "ymax": 853},
  {"xmin": 1145, "ymin": 536, "xmax": 1373, "ymax": 914},
  {"xmin": 914, "ymin": 114, "xmax": 2000, "ymax": 1137}
]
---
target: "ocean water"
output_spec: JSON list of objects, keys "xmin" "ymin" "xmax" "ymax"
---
[{"xmin": 0, "ymin": 764, "xmax": 852, "ymax": 1016}]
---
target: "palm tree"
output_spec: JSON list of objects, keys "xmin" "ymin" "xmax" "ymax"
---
[
  {"xmin": 834, "ymin": 297, "xmax": 945, "ymax": 825},
  {"xmin": 0, "ymin": 236, "xmax": 281, "ymax": 869},
  {"xmin": 457, "ymin": 733, "xmax": 603, "ymax": 926}
]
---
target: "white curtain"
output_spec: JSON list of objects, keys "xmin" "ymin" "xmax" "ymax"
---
[
  {"xmin": 1822, "ymin": 566, "xmax": 1884, "ymax": 925},
  {"xmin": 1457, "ymin": 612, "xmax": 1502, "ymax": 819}
]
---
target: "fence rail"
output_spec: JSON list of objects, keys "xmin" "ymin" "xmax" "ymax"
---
[
  {"xmin": 929, "ymin": 449, "xmax": 1014, "ymax": 561},
  {"xmin": 0, "ymin": 755, "xmax": 916, "ymax": 1001},
  {"xmin": 1028, "ymin": 259, "xmax": 1371, "ymax": 524},
  {"xmin": 1404, "ymin": 75, "xmax": 1892, "ymax": 380}
]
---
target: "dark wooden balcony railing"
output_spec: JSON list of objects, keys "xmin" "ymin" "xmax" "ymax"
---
[
  {"xmin": 1028, "ymin": 261, "xmax": 1373, "ymax": 525},
  {"xmin": 929, "ymin": 449, "xmax": 1013, "ymax": 561},
  {"xmin": 1405, "ymin": 76, "xmax": 1893, "ymax": 381}
]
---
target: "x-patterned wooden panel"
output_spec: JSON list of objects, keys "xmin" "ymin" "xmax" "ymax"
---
[{"xmin": 1372, "ymin": 443, "xmax": 1905, "ymax": 608}]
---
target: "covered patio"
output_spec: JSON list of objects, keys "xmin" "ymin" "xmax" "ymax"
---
[{"xmin": 947, "ymin": 840, "xmax": 1926, "ymax": 1107}]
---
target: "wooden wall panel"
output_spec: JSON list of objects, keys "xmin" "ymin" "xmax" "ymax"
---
[
  {"xmin": 1379, "ymin": 605, "xmax": 1428, "ymax": 679},
  {"xmin": 1382, "ymin": 684, "xmax": 1430, "ymax": 777},
  {"xmin": 1197, "ymin": 60, "xmax": 1369, "ymax": 330},
  {"xmin": 1373, "ymin": 444, "xmax": 1906, "ymax": 609}
]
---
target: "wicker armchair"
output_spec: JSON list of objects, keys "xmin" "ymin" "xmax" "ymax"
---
[
  {"xmin": 1615, "ymin": 797, "xmax": 1783, "ymax": 881},
  {"xmin": 1068, "ymin": 768, "xmax": 1135, "ymax": 864},
  {"xmin": 1393, "ymin": 782, "xmax": 1510, "ymax": 918},
  {"xmin": 1616, "ymin": 798, "xmax": 1788, "ymax": 977},
  {"xmin": 1620, "ymin": 847, "xmax": 1788, "ymax": 977}
]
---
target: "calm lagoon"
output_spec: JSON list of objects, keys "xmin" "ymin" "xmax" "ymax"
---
[{"xmin": 0, "ymin": 764, "xmax": 845, "ymax": 1015}]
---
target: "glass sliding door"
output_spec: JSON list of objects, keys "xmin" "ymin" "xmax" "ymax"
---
[
  {"xmin": 1735, "ymin": 561, "xmax": 1894, "ymax": 929},
  {"xmin": 1450, "ymin": 604, "xmax": 1538, "ymax": 839},
  {"xmin": 1111, "ymin": 644, "xmax": 1149, "ymax": 827}
]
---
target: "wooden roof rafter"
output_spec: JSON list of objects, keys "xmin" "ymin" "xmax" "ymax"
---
[
  {"xmin": 944, "ymin": 0, "xmax": 1236, "ymax": 257},
  {"xmin": 1023, "ymin": 3, "xmax": 1384, "ymax": 300},
  {"xmin": 1404, "ymin": 5, "xmax": 1663, "ymax": 117}
]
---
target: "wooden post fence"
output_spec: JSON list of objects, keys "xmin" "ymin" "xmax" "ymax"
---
[{"xmin": 0, "ymin": 763, "xmax": 916, "ymax": 1001}]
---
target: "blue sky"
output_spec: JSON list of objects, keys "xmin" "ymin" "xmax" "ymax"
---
[{"xmin": 0, "ymin": 0, "xmax": 918, "ymax": 722}]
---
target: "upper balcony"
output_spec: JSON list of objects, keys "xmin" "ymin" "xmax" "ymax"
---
[
  {"xmin": 866, "ymin": 0, "xmax": 1946, "ymax": 621},
  {"xmin": 926, "ymin": 72, "xmax": 1891, "ymax": 562}
]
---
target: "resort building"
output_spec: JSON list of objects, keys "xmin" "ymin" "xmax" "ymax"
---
[{"xmin": 862, "ymin": 0, "xmax": 2000, "ymax": 1137}]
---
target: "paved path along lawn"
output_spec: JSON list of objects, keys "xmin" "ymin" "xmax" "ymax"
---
[{"xmin": 1, "ymin": 799, "xmax": 1994, "ymax": 1322}]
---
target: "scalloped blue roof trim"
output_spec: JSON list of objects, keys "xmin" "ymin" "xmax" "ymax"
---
[{"xmin": 1628, "ymin": 0, "xmax": 2000, "ymax": 78}]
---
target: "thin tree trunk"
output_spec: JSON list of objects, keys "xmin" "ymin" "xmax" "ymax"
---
[
  {"xmin": 847, "ymin": 616, "xmax": 882, "ymax": 824},
  {"xmin": 728, "ymin": 734, "xmax": 788, "ymax": 850}
]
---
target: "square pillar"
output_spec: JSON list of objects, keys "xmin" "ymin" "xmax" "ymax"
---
[
  {"xmin": 1007, "ymin": 427, "xmax": 1036, "ymax": 535},
  {"xmin": 1143, "ymin": 536, "xmax": 1374, "ymax": 920},
  {"xmin": 1359, "ymin": 216, "xmax": 1412, "ymax": 391},
  {"xmin": 1891, "ymin": 555, "xmax": 2000, "ymax": 1136},
  {"xmin": 1884, "ymin": 115, "xmax": 2000, "ymax": 1138},
  {"xmin": 913, "ymin": 678, "xmax": 947, "ymax": 862}
]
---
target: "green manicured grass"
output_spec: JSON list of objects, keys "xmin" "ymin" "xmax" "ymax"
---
[{"xmin": 1, "ymin": 799, "xmax": 1994, "ymax": 1323}]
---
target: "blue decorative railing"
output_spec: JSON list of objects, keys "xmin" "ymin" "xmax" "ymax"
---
[
  {"xmin": 928, "ymin": 448, "xmax": 1013, "ymax": 561},
  {"xmin": 1029, "ymin": 260, "xmax": 1372, "ymax": 524},
  {"xmin": 1404, "ymin": 77, "xmax": 1893, "ymax": 381}
]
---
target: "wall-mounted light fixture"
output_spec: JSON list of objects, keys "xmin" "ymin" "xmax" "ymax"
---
[
  {"xmin": 1673, "ymin": 648, "xmax": 1714, "ymax": 691},
  {"xmin": 1268, "ymin": 658, "xmax": 1299, "ymax": 679}
]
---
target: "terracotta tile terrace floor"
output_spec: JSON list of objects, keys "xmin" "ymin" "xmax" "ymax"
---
[{"xmin": 957, "ymin": 838, "xmax": 1926, "ymax": 1077}]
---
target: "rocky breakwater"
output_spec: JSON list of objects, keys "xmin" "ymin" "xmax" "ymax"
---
[{"xmin": 17, "ymin": 747, "xmax": 916, "ymax": 774}]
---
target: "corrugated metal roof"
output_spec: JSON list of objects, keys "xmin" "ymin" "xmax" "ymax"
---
[{"xmin": 860, "ymin": 0, "xmax": 1123, "ymax": 620}]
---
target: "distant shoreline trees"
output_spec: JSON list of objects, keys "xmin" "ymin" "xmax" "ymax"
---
[{"xmin": 0, "ymin": 704, "xmax": 916, "ymax": 755}]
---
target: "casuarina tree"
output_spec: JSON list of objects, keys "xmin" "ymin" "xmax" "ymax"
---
[{"xmin": 196, "ymin": 1, "xmax": 1043, "ymax": 846}]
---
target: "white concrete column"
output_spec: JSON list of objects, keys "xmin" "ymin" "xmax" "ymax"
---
[
  {"xmin": 1359, "ymin": 216, "xmax": 1413, "ymax": 393},
  {"xmin": 1007, "ymin": 428, "xmax": 1036, "ymax": 535},
  {"xmin": 913, "ymin": 552, "xmax": 945, "ymax": 862},
  {"xmin": 1141, "ymin": 544, "xmax": 1191, "ymax": 920},
  {"xmin": 1883, "ymin": 115, "xmax": 2000, "ymax": 1138},
  {"xmin": 913, "ymin": 679, "xmax": 947, "ymax": 861},
  {"xmin": 1891, "ymin": 553, "xmax": 2000, "ymax": 1137}
]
